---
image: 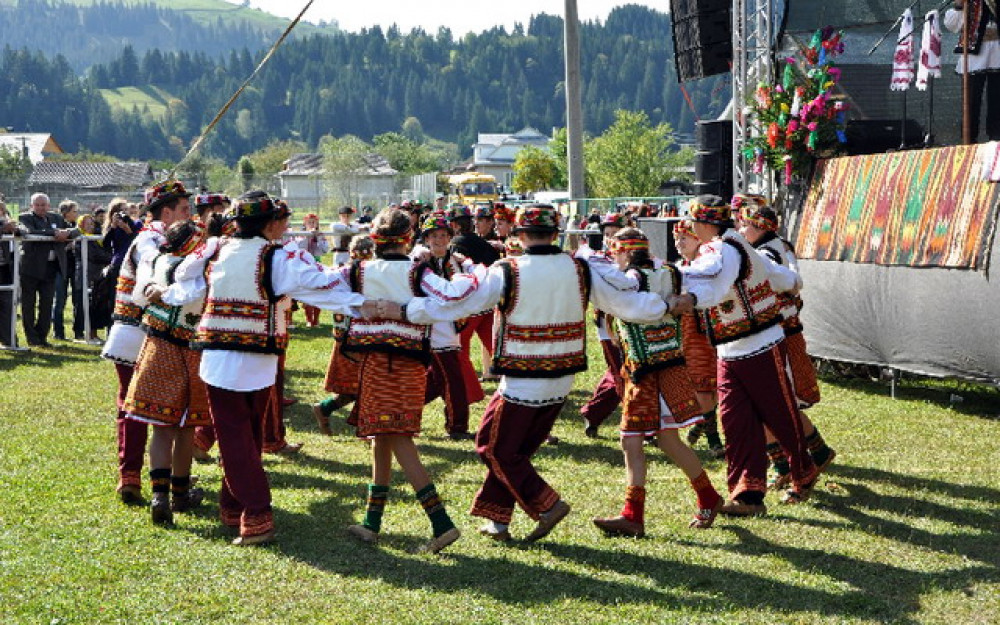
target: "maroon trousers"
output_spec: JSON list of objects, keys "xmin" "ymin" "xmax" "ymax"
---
[
  {"xmin": 459, "ymin": 311, "xmax": 494, "ymax": 359},
  {"xmin": 207, "ymin": 384, "xmax": 274, "ymax": 538},
  {"xmin": 470, "ymin": 392, "xmax": 562, "ymax": 524},
  {"xmin": 114, "ymin": 363, "xmax": 147, "ymax": 490},
  {"xmin": 262, "ymin": 354, "xmax": 289, "ymax": 453},
  {"xmin": 580, "ymin": 339, "xmax": 624, "ymax": 427},
  {"xmin": 425, "ymin": 349, "xmax": 471, "ymax": 434},
  {"xmin": 717, "ymin": 341, "xmax": 816, "ymax": 500}
]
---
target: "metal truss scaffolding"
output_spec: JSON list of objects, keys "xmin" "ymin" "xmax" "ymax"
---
[{"xmin": 732, "ymin": 0, "xmax": 777, "ymax": 194}]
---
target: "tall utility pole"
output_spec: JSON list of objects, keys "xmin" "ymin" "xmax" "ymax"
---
[{"xmin": 564, "ymin": 0, "xmax": 585, "ymax": 202}]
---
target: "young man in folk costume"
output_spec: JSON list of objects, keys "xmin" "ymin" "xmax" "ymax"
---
[
  {"xmin": 677, "ymin": 195, "xmax": 818, "ymax": 515},
  {"xmin": 169, "ymin": 191, "xmax": 367, "ymax": 545},
  {"xmin": 733, "ymin": 194, "xmax": 836, "ymax": 489},
  {"xmin": 295, "ymin": 212, "xmax": 331, "ymax": 327},
  {"xmin": 312, "ymin": 237, "xmax": 375, "ymax": 436},
  {"xmin": 404, "ymin": 204, "xmax": 672, "ymax": 542},
  {"xmin": 589, "ymin": 228, "xmax": 725, "ymax": 537},
  {"xmin": 101, "ymin": 180, "xmax": 193, "ymax": 505},
  {"xmin": 341, "ymin": 209, "xmax": 483, "ymax": 554},
  {"xmin": 577, "ymin": 212, "xmax": 630, "ymax": 438},
  {"xmin": 417, "ymin": 215, "xmax": 485, "ymax": 440},
  {"xmin": 126, "ymin": 220, "xmax": 209, "ymax": 525},
  {"xmin": 673, "ymin": 219, "xmax": 725, "ymax": 458}
]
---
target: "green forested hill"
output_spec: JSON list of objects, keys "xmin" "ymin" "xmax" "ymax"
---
[
  {"xmin": 1, "ymin": 3, "xmax": 729, "ymax": 163},
  {"xmin": 0, "ymin": 0, "xmax": 333, "ymax": 72}
]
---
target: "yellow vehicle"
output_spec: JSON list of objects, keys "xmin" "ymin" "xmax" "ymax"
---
[{"xmin": 447, "ymin": 172, "xmax": 499, "ymax": 206}]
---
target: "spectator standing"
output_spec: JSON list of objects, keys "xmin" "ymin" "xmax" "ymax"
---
[
  {"xmin": 0, "ymin": 200, "xmax": 26, "ymax": 348},
  {"xmin": 18, "ymin": 193, "xmax": 77, "ymax": 347},
  {"xmin": 74, "ymin": 213, "xmax": 113, "ymax": 340},
  {"xmin": 52, "ymin": 200, "xmax": 80, "ymax": 340}
]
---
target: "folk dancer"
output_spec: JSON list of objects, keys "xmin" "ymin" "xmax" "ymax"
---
[
  {"xmin": 170, "ymin": 191, "xmax": 367, "ymax": 545},
  {"xmin": 673, "ymin": 219, "xmax": 725, "ymax": 458},
  {"xmin": 126, "ymin": 220, "xmax": 209, "ymax": 525},
  {"xmin": 590, "ymin": 228, "xmax": 725, "ymax": 536},
  {"xmin": 733, "ymin": 195, "xmax": 836, "ymax": 489},
  {"xmin": 342, "ymin": 209, "xmax": 482, "ymax": 554},
  {"xmin": 312, "ymin": 237, "xmax": 375, "ymax": 435},
  {"xmin": 100, "ymin": 180, "xmax": 192, "ymax": 505},
  {"xmin": 677, "ymin": 195, "xmax": 818, "ymax": 516},
  {"xmin": 404, "ymin": 204, "xmax": 671, "ymax": 542}
]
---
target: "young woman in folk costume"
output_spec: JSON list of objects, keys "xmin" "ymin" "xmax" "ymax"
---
[
  {"xmin": 732, "ymin": 194, "xmax": 836, "ymax": 489},
  {"xmin": 101, "ymin": 180, "xmax": 192, "ymax": 505},
  {"xmin": 125, "ymin": 220, "xmax": 209, "ymax": 525},
  {"xmin": 672, "ymin": 219, "xmax": 725, "ymax": 458},
  {"xmin": 312, "ymin": 236, "xmax": 375, "ymax": 436},
  {"xmin": 403, "ymin": 204, "xmax": 671, "ymax": 543},
  {"xmin": 417, "ymin": 215, "xmax": 485, "ymax": 440},
  {"xmin": 166, "ymin": 191, "xmax": 367, "ymax": 545},
  {"xmin": 578, "ymin": 212, "xmax": 630, "ymax": 438},
  {"xmin": 676, "ymin": 195, "xmax": 818, "ymax": 515},
  {"xmin": 342, "ymin": 208, "xmax": 482, "ymax": 554},
  {"xmin": 590, "ymin": 228, "xmax": 724, "ymax": 537}
]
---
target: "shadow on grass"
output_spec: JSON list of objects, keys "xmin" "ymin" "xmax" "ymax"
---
[
  {"xmin": 820, "ymin": 372, "xmax": 1000, "ymax": 421},
  {"xmin": 0, "ymin": 342, "xmax": 100, "ymax": 371}
]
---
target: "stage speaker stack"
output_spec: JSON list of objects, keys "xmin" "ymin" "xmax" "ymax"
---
[
  {"xmin": 670, "ymin": 0, "xmax": 732, "ymax": 82},
  {"xmin": 693, "ymin": 119, "xmax": 733, "ymax": 198}
]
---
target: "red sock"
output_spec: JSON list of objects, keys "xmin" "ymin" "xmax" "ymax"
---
[
  {"xmin": 620, "ymin": 485, "xmax": 646, "ymax": 524},
  {"xmin": 690, "ymin": 471, "xmax": 721, "ymax": 510}
]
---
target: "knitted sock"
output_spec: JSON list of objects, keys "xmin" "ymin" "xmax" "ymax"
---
[
  {"xmin": 415, "ymin": 483, "xmax": 455, "ymax": 537},
  {"xmin": 170, "ymin": 475, "xmax": 191, "ymax": 499},
  {"xmin": 620, "ymin": 485, "xmax": 646, "ymax": 525},
  {"xmin": 766, "ymin": 442, "xmax": 790, "ymax": 477},
  {"xmin": 703, "ymin": 409, "xmax": 723, "ymax": 448},
  {"xmin": 806, "ymin": 427, "xmax": 833, "ymax": 466},
  {"xmin": 318, "ymin": 397, "xmax": 338, "ymax": 418},
  {"xmin": 149, "ymin": 468, "xmax": 171, "ymax": 495},
  {"xmin": 690, "ymin": 470, "xmax": 722, "ymax": 510},
  {"xmin": 361, "ymin": 484, "xmax": 389, "ymax": 533}
]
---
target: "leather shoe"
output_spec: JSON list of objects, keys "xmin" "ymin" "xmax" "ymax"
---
[
  {"xmin": 171, "ymin": 487, "xmax": 205, "ymax": 513},
  {"xmin": 418, "ymin": 527, "xmax": 461, "ymax": 554},
  {"xmin": 525, "ymin": 500, "xmax": 570, "ymax": 542},
  {"xmin": 583, "ymin": 423, "xmax": 599, "ymax": 438},
  {"xmin": 150, "ymin": 493, "xmax": 173, "ymax": 525},
  {"xmin": 448, "ymin": 431, "xmax": 475, "ymax": 441},
  {"xmin": 689, "ymin": 498, "xmax": 724, "ymax": 529},
  {"xmin": 347, "ymin": 524, "xmax": 378, "ymax": 544},
  {"xmin": 593, "ymin": 515, "xmax": 645, "ymax": 538},
  {"xmin": 232, "ymin": 529, "xmax": 276, "ymax": 546},
  {"xmin": 719, "ymin": 499, "xmax": 767, "ymax": 517},
  {"xmin": 270, "ymin": 442, "xmax": 303, "ymax": 455},
  {"xmin": 478, "ymin": 523, "xmax": 512, "ymax": 542},
  {"xmin": 312, "ymin": 403, "xmax": 332, "ymax": 436},
  {"xmin": 118, "ymin": 484, "xmax": 143, "ymax": 506}
]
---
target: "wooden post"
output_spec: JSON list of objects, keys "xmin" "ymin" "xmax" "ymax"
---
[{"xmin": 564, "ymin": 0, "xmax": 585, "ymax": 204}]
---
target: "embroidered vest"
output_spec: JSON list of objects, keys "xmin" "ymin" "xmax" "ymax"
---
[
  {"xmin": 492, "ymin": 251, "xmax": 590, "ymax": 378},
  {"xmin": 754, "ymin": 233, "xmax": 805, "ymax": 336},
  {"xmin": 193, "ymin": 237, "xmax": 289, "ymax": 355},
  {"xmin": 112, "ymin": 226, "xmax": 165, "ymax": 325},
  {"xmin": 429, "ymin": 250, "xmax": 470, "ymax": 333},
  {"xmin": 616, "ymin": 265, "xmax": 686, "ymax": 383},
  {"xmin": 141, "ymin": 253, "xmax": 206, "ymax": 346},
  {"xmin": 703, "ymin": 231, "xmax": 784, "ymax": 346},
  {"xmin": 342, "ymin": 258, "xmax": 432, "ymax": 362}
]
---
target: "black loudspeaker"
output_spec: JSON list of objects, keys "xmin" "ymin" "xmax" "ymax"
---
[
  {"xmin": 636, "ymin": 217, "xmax": 683, "ymax": 263},
  {"xmin": 670, "ymin": 0, "xmax": 732, "ymax": 82},
  {"xmin": 844, "ymin": 119, "xmax": 926, "ymax": 155},
  {"xmin": 694, "ymin": 120, "xmax": 733, "ymax": 199}
]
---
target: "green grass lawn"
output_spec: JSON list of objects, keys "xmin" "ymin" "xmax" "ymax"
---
[{"xmin": 1, "ymin": 318, "xmax": 997, "ymax": 624}]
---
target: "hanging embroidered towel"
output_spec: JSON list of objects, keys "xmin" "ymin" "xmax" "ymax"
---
[
  {"xmin": 916, "ymin": 10, "xmax": 942, "ymax": 91},
  {"xmin": 891, "ymin": 9, "xmax": 915, "ymax": 91}
]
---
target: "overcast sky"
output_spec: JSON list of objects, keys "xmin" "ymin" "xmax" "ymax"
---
[{"xmin": 226, "ymin": 1, "xmax": 665, "ymax": 35}]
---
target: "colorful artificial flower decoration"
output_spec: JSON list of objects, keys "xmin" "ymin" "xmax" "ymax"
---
[{"xmin": 745, "ymin": 26, "xmax": 849, "ymax": 183}]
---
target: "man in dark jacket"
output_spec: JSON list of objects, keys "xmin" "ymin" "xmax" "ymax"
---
[{"xmin": 18, "ymin": 193, "xmax": 77, "ymax": 346}]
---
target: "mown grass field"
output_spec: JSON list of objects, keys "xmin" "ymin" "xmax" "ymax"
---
[
  {"xmin": 100, "ymin": 86, "xmax": 176, "ymax": 120},
  {"xmin": 1, "ymin": 316, "xmax": 998, "ymax": 624}
]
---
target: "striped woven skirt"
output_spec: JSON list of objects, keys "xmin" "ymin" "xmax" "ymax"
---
[
  {"xmin": 124, "ymin": 336, "xmax": 211, "ymax": 428},
  {"xmin": 354, "ymin": 351, "xmax": 426, "ymax": 437},
  {"xmin": 785, "ymin": 331, "xmax": 821, "ymax": 408},
  {"xmin": 619, "ymin": 365, "xmax": 702, "ymax": 436},
  {"xmin": 681, "ymin": 313, "xmax": 717, "ymax": 394}
]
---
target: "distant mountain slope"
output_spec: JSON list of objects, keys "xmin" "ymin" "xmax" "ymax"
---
[{"xmin": 0, "ymin": 0, "xmax": 334, "ymax": 73}]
